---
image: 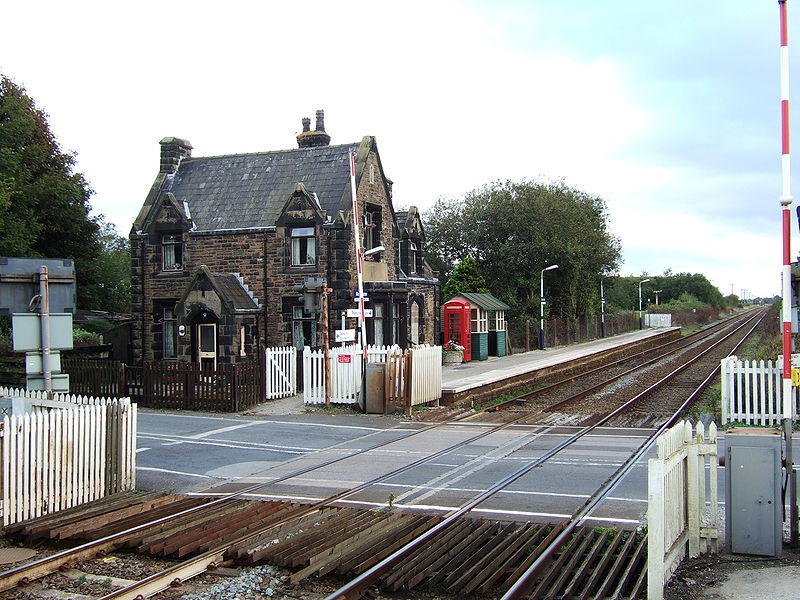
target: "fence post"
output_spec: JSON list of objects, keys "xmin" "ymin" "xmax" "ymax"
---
[
  {"xmin": 687, "ymin": 422, "xmax": 700, "ymax": 557},
  {"xmin": 231, "ymin": 364, "xmax": 238, "ymax": 412},
  {"xmin": 405, "ymin": 349, "xmax": 414, "ymax": 418},
  {"xmin": 647, "ymin": 456, "xmax": 666, "ymax": 600}
]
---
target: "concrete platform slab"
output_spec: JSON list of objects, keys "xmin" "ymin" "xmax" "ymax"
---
[{"xmin": 441, "ymin": 327, "xmax": 680, "ymax": 405}]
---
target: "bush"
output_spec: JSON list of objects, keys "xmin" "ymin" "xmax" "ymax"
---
[
  {"xmin": 80, "ymin": 318, "xmax": 114, "ymax": 335},
  {"xmin": 72, "ymin": 328, "xmax": 102, "ymax": 346}
]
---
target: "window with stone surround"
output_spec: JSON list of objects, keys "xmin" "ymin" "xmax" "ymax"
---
[
  {"xmin": 407, "ymin": 241, "xmax": 418, "ymax": 274},
  {"xmin": 363, "ymin": 205, "xmax": 382, "ymax": 255},
  {"xmin": 162, "ymin": 307, "xmax": 177, "ymax": 359},
  {"xmin": 290, "ymin": 226, "xmax": 316, "ymax": 266},
  {"xmin": 161, "ymin": 233, "xmax": 184, "ymax": 271}
]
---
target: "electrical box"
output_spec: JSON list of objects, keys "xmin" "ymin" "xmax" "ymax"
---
[
  {"xmin": 365, "ymin": 363, "xmax": 386, "ymax": 414},
  {"xmin": 725, "ymin": 427, "xmax": 783, "ymax": 556},
  {"xmin": 0, "ymin": 257, "xmax": 76, "ymax": 315}
]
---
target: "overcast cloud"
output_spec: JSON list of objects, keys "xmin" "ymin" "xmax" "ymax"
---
[{"xmin": 0, "ymin": 0, "xmax": 793, "ymax": 298}]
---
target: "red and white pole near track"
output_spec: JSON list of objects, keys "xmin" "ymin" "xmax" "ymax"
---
[
  {"xmin": 349, "ymin": 152, "xmax": 369, "ymax": 402},
  {"xmin": 778, "ymin": 0, "xmax": 798, "ymax": 547}
]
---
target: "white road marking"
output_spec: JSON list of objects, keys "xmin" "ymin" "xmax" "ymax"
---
[
  {"xmin": 140, "ymin": 411, "xmax": 384, "ymax": 431},
  {"xmin": 189, "ymin": 492, "xmax": 642, "ymax": 524},
  {"xmin": 160, "ymin": 422, "xmax": 261, "ymax": 445},
  {"xmin": 137, "ymin": 466, "xmax": 215, "ymax": 479},
  {"xmin": 138, "ymin": 433, "xmax": 312, "ymax": 453}
]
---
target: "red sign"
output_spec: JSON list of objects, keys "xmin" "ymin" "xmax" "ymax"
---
[{"xmin": 338, "ymin": 355, "xmax": 352, "ymax": 364}]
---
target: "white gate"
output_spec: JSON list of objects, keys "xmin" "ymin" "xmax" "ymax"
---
[
  {"xmin": 647, "ymin": 420, "xmax": 718, "ymax": 600},
  {"xmin": 303, "ymin": 345, "xmax": 367, "ymax": 404},
  {"xmin": 720, "ymin": 355, "xmax": 799, "ymax": 425},
  {"xmin": 264, "ymin": 346, "xmax": 297, "ymax": 399},
  {"xmin": 303, "ymin": 344, "xmax": 442, "ymax": 407}
]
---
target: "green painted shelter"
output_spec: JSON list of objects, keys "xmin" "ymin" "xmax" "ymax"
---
[{"xmin": 448, "ymin": 292, "xmax": 511, "ymax": 359}]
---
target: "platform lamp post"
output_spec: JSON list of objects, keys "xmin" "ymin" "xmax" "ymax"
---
[
  {"xmin": 600, "ymin": 277, "xmax": 606, "ymax": 338},
  {"xmin": 539, "ymin": 264, "xmax": 558, "ymax": 349},
  {"xmin": 638, "ymin": 278, "xmax": 650, "ymax": 330},
  {"xmin": 653, "ymin": 290, "xmax": 662, "ymax": 306}
]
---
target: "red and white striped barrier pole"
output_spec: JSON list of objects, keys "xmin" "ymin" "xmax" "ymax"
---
[
  {"xmin": 778, "ymin": 0, "xmax": 798, "ymax": 546},
  {"xmin": 349, "ymin": 152, "xmax": 369, "ymax": 406}
]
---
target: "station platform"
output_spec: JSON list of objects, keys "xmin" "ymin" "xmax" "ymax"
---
[{"xmin": 440, "ymin": 327, "xmax": 681, "ymax": 405}]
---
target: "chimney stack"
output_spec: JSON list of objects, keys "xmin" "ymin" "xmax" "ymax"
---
[
  {"xmin": 297, "ymin": 109, "xmax": 331, "ymax": 148},
  {"xmin": 159, "ymin": 137, "xmax": 192, "ymax": 173}
]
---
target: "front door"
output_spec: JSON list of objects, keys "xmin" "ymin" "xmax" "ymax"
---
[{"xmin": 198, "ymin": 323, "xmax": 217, "ymax": 370}]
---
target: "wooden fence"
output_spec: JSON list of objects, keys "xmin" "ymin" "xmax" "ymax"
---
[
  {"xmin": 720, "ymin": 356, "xmax": 799, "ymax": 425},
  {"xmin": 303, "ymin": 344, "xmax": 442, "ymax": 408},
  {"xmin": 265, "ymin": 346, "xmax": 297, "ymax": 399},
  {"xmin": 647, "ymin": 420, "xmax": 719, "ymax": 600},
  {"xmin": 0, "ymin": 388, "xmax": 136, "ymax": 526},
  {"xmin": 62, "ymin": 358, "xmax": 263, "ymax": 412}
]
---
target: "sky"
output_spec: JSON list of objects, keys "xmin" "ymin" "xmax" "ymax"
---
[{"xmin": 0, "ymin": 0, "xmax": 793, "ymax": 299}]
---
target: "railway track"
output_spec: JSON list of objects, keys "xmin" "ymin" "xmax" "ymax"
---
[{"xmin": 0, "ymin": 309, "xmax": 766, "ymax": 600}]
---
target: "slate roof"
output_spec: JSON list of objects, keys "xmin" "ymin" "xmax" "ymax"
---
[
  {"xmin": 160, "ymin": 142, "xmax": 361, "ymax": 232},
  {"xmin": 453, "ymin": 292, "xmax": 511, "ymax": 312},
  {"xmin": 210, "ymin": 272, "xmax": 260, "ymax": 312}
]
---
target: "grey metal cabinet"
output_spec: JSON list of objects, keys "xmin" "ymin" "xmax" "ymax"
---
[{"xmin": 725, "ymin": 428, "xmax": 783, "ymax": 556}]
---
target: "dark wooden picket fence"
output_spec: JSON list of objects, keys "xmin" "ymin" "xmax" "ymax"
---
[{"xmin": 62, "ymin": 358, "xmax": 263, "ymax": 412}]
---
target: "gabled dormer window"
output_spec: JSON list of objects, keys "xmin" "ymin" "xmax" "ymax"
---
[
  {"xmin": 162, "ymin": 233, "xmax": 184, "ymax": 271},
  {"xmin": 290, "ymin": 226, "xmax": 316, "ymax": 266}
]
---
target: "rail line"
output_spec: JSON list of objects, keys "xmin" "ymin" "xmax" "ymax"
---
[{"xmin": 0, "ymin": 309, "xmax": 766, "ymax": 600}]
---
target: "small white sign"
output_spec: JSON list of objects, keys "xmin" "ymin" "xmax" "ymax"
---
[
  {"xmin": 346, "ymin": 308, "xmax": 374, "ymax": 318},
  {"xmin": 335, "ymin": 329, "xmax": 357, "ymax": 342}
]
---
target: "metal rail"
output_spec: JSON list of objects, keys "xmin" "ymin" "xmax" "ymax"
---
[
  {"xmin": 485, "ymin": 310, "xmax": 755, "ymax": 413},
  {"xmin": 3, "ymin": 309, "xmax": 764, "ymax": 599},
  {"xmin": 323, "ymin": 309, "xmax": 766, "ymax": 600}
]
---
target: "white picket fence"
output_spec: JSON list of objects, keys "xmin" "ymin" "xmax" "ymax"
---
[
  {"xmin": 645, "ymin": 313, "xmax": 672, "ymax": 327},
  {"xmin": 303, "ymin": 344, "xmax": 442, "ymax": 407},
  {"xmin": 720, "ymin": 356, "xmax": 799, "ymax": 425},
  {"xmin": 0, "ymin": 387, "xmax": 137, "ymax": 526},
  {"xmin": 647, "ymin": 420, "xmax": 719, "ymax": 600},
  {"xmin": 264, "ymin": 346, "xmax": 297, "ymax": 399},
  {"xmin": 407, "ymin": 345, "xmax": 442, "ymax": 407}
]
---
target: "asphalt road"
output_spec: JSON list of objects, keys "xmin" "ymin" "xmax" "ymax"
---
[{"xmin": 134, "ymin": 410, "xmax": 688, "ymax": 526}]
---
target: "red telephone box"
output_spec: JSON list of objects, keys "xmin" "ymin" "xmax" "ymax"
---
[{"xmin": 443, "ymin": 299, "xmax": 472, "ymax": 361}]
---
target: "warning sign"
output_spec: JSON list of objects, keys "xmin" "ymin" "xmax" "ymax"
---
[{"xmin": 338, "ymin": 354, "xmax": 352, "ymax": 364}]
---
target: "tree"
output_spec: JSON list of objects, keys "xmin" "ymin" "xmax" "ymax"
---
[
  {"xmin": 443, "ymin": 257, "xmax": 489, "ymax": 299},
  {"xmin": 0, "ymin": 74, "xmax": 108, "ymax": 309},
  {"xmin": 604, "ymin": 272, "xmax": 726, "ymax": 311},
  {"xmin": 425, "ymin": 179, "xmax": 621, "ymax": 320}
]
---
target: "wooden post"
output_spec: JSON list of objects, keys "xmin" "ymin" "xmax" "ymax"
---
[
  {"xmin": 405, "ymin": 348, "xmax": 413, "ymax": 418},
  {"xmin": 322, "ymin": 289, "xmax": 331, "ymax": 407},
  {"xmin": 647, "ymin": 456, "xmax": 666, "ymax": 600}
]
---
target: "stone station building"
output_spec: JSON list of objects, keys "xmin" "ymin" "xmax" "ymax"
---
[{"xmin": 129, "ymin": 111, "xmax": 440, "ymax": 367}]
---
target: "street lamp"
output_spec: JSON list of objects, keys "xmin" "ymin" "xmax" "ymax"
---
[
  {"xmin": 638, "ymin": 278, "xmax": 651, "ymax": 329},
  {"xmin": 540, "ymin": 265, "xmax": 559, "ymax": 349},
  {"xmin": 600, "ymin": 277, "xmax": 606, "ymax": 338},
  {"xmin": 653, "ymin": 290, "xmax": 662, "ymax": 306}
]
